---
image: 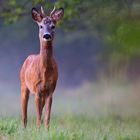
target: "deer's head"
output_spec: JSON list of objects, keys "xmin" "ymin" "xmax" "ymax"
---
[{"xmin": 31, "ymin": 6, "xmax": 64, "ymax": 42}]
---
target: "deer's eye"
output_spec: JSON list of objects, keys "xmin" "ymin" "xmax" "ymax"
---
[
  {"xmin": 40, "ymin": 26, "xmax": 43, "ymax": 29},
  {"xmin": 51, "ymin": 25, "xmax": 55, "ymax": 29}
]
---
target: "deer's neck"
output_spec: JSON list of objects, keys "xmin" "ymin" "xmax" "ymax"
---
[{"xmin": 40, "ymin": 41, "xmax": 53, "ymax": 68}]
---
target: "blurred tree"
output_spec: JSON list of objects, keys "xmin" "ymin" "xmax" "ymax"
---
[
  {"xmin": 0, "ymin": 0, "xmax": 80, "ymax": 28},
  {"xmin": 0, "ymin": 0, "xmax": 140, "ymax": 77}
]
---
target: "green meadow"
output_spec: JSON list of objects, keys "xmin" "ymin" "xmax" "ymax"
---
[{"xmin": 0, "ymin": 115, "xmax": 140, "ymax": 140}]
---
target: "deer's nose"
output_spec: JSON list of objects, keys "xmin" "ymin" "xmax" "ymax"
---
[{"xmin": 43, "ymin": 34, "xmax": 51, "ymax": 40}]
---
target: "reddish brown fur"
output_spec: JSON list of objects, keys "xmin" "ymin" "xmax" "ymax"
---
[
  {"xmin": 20, "ymin": 6, "xmax": 64, "ymax": 130},
  {"xmin": 20, "ymin": 39, "xmax": 58, "ymax": 129}
]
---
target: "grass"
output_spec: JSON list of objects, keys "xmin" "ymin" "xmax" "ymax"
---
[{"xmin": 0, "ymin": 115, "xmax": 140, "ymax": 140}]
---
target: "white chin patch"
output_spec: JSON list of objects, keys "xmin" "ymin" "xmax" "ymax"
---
[{"xmin": 43, "ymin": 38, "xmax": 51, "ymax": 41}]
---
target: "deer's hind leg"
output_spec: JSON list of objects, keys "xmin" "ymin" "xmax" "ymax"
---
[
  {"xmin": 35, "ymin": 95, "xmax": 46, "ymax": 126},
  {"xmin": 21, "ymin": 85, "xmax": 29, "ymax": 128},
  {"xmin": 41, "ymin": 95, "xmax": 45, "ymax": 123},
  {"xmin": 35, "ymin": 93, "xmax": 43, "ymax": 128}
]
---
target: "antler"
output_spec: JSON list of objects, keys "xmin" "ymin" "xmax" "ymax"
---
[
  {"xmin": 41, "ymin": 6, "xmax": 46, "ymax": 17},
  {"xmin": 50, "ymin": 6, "xmax": 56, "ymax": 17}
]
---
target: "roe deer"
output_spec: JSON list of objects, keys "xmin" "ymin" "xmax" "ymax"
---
[{"xmin": 20, "ymin": 6, "xmax": 64, "ymax": 129}]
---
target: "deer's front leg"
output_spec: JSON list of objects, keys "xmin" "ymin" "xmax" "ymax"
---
[
  {"xmin": 35, "ymin": 94, "xmax": 42, "ymax": 128},
  {"xmin": 21, "ymin": 86, "xmax": 29, "ymax": 128},
  {"xmin": 45, "ymin": 94, "xmax": 53, "ymax": 130}
]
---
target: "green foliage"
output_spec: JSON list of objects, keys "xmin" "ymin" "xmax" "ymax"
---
[
  {"xmin": 104, "ymin": 20, "xmax": 140, "ymax": 60},
  {"xmin": 0, "ymin": 0, "xmax": 80, "ymax": 27},
  {"xmin": 115, "ymin": 21, "xmax": 140, "ymax": 57},
  {"xmin": 0, "ymin": 0, "xmax": 140, "ymax": 60}
]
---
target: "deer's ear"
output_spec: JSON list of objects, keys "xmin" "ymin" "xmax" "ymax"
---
[
  {"xmin": 31, "ymin": 8, "xmax": 43, "ymax": 22},
  {"xmin": 51, "ymin": 8, "xmax": 64, "ymax": 22}
]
